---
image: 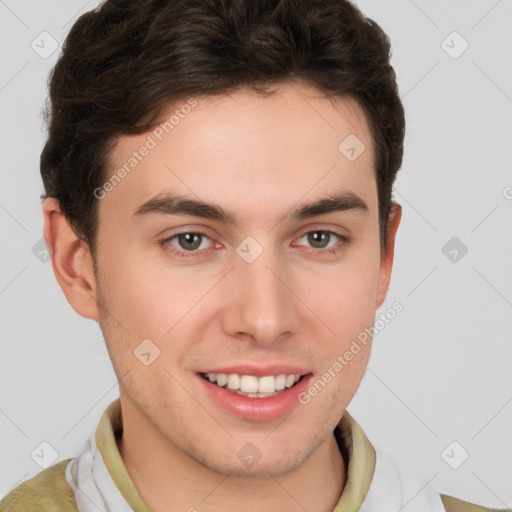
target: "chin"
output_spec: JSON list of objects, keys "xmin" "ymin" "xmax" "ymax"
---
[
  {"xmin": 185, "ymin": 435, "xmax": 315, "ymax": 478},
  {"xmin": 205, "ymin": 453, "xmax": 305, "ymax": 478}
]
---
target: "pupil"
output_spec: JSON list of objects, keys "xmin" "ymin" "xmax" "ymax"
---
[
  {"xmin": 180, "ymin": 233, "xmax": 201, "ymax": 250},
  {"xmin": 309, "ymin": 231, "xmax": 328, "ymax": 248}
]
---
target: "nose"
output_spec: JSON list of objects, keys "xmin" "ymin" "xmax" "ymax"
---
[{"xmin": 221, "ymin": 242, "xmax": 300, "ymax": 347}]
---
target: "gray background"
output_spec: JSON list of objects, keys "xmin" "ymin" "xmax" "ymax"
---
[{"xmin": 1, "ymin": 0, "xmax": 511, "ymax": 508}]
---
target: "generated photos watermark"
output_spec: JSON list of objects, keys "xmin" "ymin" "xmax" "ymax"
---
[
  {"xmin": 93, "ymin": 97, "xmax": 198, "ymax": 200},
  {"xmin": 298, "ymin": 301, "xmax": 403, "ymax": 405}
]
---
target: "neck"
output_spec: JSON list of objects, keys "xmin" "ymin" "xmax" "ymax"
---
[{"xmin": 116, "ymin": 400, "xmax": 347, "ymax": 512}]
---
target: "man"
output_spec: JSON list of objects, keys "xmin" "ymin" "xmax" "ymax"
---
[{"xmin": 0, "ymin": 0, "xmax": 505, "ymax": 511}]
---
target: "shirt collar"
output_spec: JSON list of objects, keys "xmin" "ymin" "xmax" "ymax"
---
[{"xmin": 95, "ymin": 398, "xmax": 376, "ymax": 512}]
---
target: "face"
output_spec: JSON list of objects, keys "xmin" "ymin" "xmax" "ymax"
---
[{"xmin": 92, "ymin": 81, "xmax": 396, "ymax": 477}]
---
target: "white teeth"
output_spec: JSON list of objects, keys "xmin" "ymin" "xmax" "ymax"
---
[
  {"xmin": 258, "ymin": 375, "xmax": 276, "ymax": 393},
  {"xmin": 275, "ymin": 374, "xmax": 286, "ymax": 390},
  {"xmin": 240, "ymin": 375, "xmax": 258, "ymax": 393},
  {"xmin": 203, "ymin": 372, "xmax": 303, "ymax": 395},
  {"xmin": 227, "ymin": 373, "xmax": 240, "ymax": 390}
]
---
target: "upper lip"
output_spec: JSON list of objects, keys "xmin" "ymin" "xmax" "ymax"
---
[{"xmin": 198, "ymin": 364, "xmax": 312, "ymax": 377}]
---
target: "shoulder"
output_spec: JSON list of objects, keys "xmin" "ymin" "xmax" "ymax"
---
[
  {"xmin": 0, "ymin": 459, "xmax": 78, "ymax": 512},
  {"xmin": 441, "ymin": 493, "xmax": 508, "ymax": 512}
]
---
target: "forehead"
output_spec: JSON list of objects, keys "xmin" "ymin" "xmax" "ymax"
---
[{"xmin": 100, "ymin": 82, "xmax": 376, "ymax": 227}]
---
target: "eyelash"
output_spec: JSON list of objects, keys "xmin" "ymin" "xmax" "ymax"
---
[{"xmin": 158, "ymin": 229, "xmax": 350, "ymax": 258}]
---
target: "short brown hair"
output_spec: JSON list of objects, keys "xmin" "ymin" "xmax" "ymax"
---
[{"xmin": 40, "ymin": 0, "xmax": 405, "ymax": 256}]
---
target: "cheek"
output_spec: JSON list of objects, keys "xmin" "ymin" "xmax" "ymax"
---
[
  {"xmin": 96, "ymin": 236, "xmax": 191, "ymax": 338},
  {"xmin": 298, "ymin": 252, "xmax": 380, "ymax": 340}
]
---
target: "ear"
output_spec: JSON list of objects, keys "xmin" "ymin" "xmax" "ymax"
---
[
  {"xmin": 375, "ymin": 202, "xmax": 402, "ymax": 309},
  {"xmin": 42, "ymin": 197, "xmax": 100, "ymax": 320}
]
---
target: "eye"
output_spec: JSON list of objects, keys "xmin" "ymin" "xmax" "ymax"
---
[
  {"xmin": 160, "ymin": 231, "xmax": 214, "ymax": 257},
  {"xmin": 295, "ymin": 230, "xmax": 349, "ymax": 254}
]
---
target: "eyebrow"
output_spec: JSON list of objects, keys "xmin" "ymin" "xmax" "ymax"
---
[{"xmin": 132, "ymin": 190, "xmax": 369, "ymax": 225}]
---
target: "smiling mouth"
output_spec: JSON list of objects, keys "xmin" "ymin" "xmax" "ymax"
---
[{"xmin": 200, "ymin": 372, "xmax": 304, "ymax": 398}]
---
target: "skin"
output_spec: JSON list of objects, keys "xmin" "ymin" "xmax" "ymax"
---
[{"xmin": 43, "ymin": 81, "xmax": 401, "ymax": 512}]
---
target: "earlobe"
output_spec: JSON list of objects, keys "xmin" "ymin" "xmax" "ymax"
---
[
  {"xmin": 375, "ymin": 203, "xmax": 402, "ymax": 309},
  {"xmin": 42, "ymin": 197, "xmax": 100, "ymax": 321}
]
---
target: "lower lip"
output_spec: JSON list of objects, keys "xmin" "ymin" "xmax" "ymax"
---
[{"xmin": 197, "ymin": 373, "xmax": 313, "ymax": 421}]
